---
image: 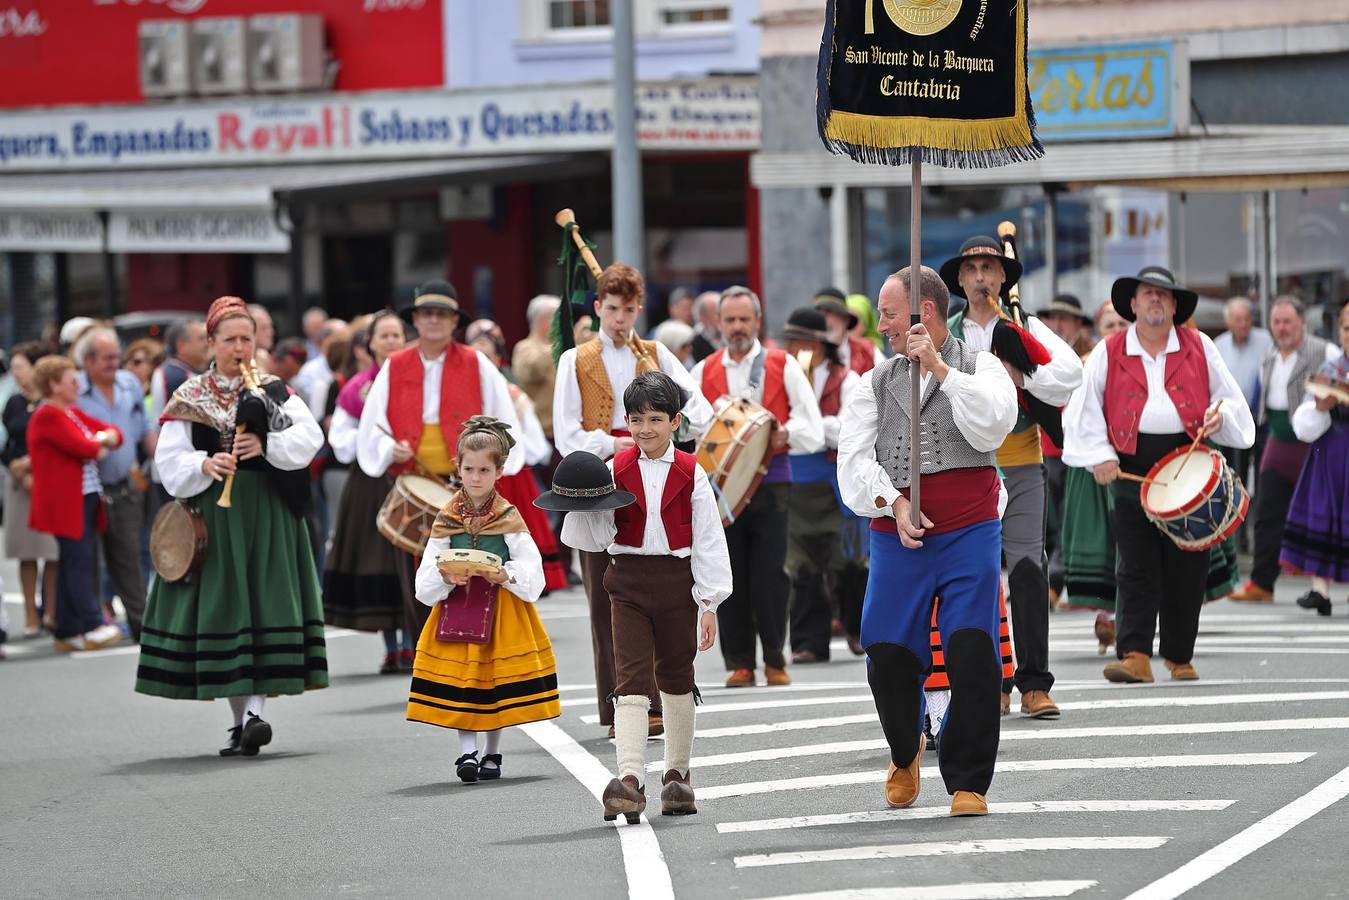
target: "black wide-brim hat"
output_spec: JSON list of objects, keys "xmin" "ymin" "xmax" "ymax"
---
[
  {"xmin": 1110, "ymin": 266, "xmax": 1198, "ymax": 324},
  {"xmin": 400, "ymin": 279, "xmax": 460, "ymax": 322},
  {"xmin": 783, "ymin": 306, "xmax": 835, "ymax": 346},
  {"xmin": 939, "ymin": 236, "xmax": 1022, "ymax": 299},
  {"xmin": 813, "ymin": 288, "xmax": 857, "ymax": 330},
  {"xmin": 1036, "ymin": 293, "xmax": 1093, "ymax": 325},
  {"xmin": 533, "ymin": 450, "xmax": 637, "ymax": 512}
]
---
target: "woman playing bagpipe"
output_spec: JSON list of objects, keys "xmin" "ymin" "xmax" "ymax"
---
[{"xmin": 135, "ymin": 296, "xmax": 328, "ymax": 758}]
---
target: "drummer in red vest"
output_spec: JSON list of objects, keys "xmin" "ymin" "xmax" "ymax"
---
[
  {"xmin": 780, "ymin": 307, "xmax": 862, "ymax": 664},
  {"xmin": 1063, "ymin": 267, "xmax": 1254, "ymax": 684},
  {"xmin": 690, "ymin": 286, "xmax": 824, "ymax": 687},
  {"xmin": 553, "ymin": 263, "xmax": 711, "ymax": 737},
  {"xmin": 357, "ymin": 279, "xmax": 526, "ymax": 630},
  {"xmin": 815, "ymin": 287, "xmax": 888, "ymax": 375}
]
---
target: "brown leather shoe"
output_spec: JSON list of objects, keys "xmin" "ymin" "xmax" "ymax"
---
[
  {"xmin": 1103, "ymin": 651, "xmax": 1155, "ymax": 683},
  {"xmin": 1095, "ymin": 614, "xmax": 1116, "ymax": 655},
  {"xmin": 950, "ymin": 791, "xmax": 988, "ymax": 816},
  {"xmin": 1000, "ymin": 692, "xmax": 1011, "ymax": 716},
  {"xmin": 660, "ymin": 769, "xmax": 697, "ymax": 816},
  {"xmin": 765, "ymin": 665, "xmax": 792, "ymax": 686},
  {"xmin": 1020, "ymin": 690, "xmax": 1060, "ymax": 719},
  {"xmin": 1165, "ymin": 659, "xmax": 1199, "ymax": 681},
  {"xmin": 1228, "ymin": 581, "xmax": 1274, "ymax": 603},
  {"xmin": 602, "ymin": 775, "xmax": 646, "ymax": 824},
  {"xmin": 606, "ymin": 725, "xmax": 615, "ymax": 739},
  {"xmin": 884, "ymin": 734, "xmax": 924, "ymax": 808},
  {"xmin": 725, "ymin": 668, "xmax": 755, "ymax": 688},
  {"xmin": 648, "ymin": 713, "xmax": 664, "ymax": 737},
  {"xmin": 846, "ymin": 634, "xmax": 865, "ymax": 656}
]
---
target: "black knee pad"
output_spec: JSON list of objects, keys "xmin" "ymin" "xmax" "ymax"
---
[
  {"xmin": 866, "ymin": 641, "xmax": 927, "ymax": 682},
  {"xmin": 944, "ymin": 628, "xmax": 1000, "ymax": 689},
  {"xmin": 1008, "ymin": 556, "xmax": 1047, "ymax": 599}
]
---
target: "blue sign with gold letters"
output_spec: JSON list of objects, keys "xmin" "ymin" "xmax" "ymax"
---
[{"xmin": 1028, "ymin": 41, "xmax": 1187, "ymax": 142}]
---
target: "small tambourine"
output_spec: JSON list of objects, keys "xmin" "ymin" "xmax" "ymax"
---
[{"xmin": 436, "ymin": 547, "xmax": 503, "ymax": 579}]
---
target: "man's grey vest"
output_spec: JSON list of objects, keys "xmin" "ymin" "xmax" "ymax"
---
[
  {"xmin": 871, "ymin": 335, "xmax": 997, "ymax": 490},
  {"xmin": 1258, "ymin": 333, "xmax": 1331, "ymax": 422}
]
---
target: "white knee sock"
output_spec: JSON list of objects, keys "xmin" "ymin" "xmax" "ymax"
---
[
  {"xmin": 659, "ymin": 691, "xmax": 695, "ymax": 777},
  {"xmin": 243, "ymin": 695, "xmax": 265, "ymax": 722},
  {"xmin": 927, "ymin": 689, "xmax": 951, "ymax": 734},
  {"xmin": 483, "ymin": 729, "xmax": 502, "ymax": 757},
  {"xmin": 1313, "ymin": 577, "xmax": 1331, "ymax": 596},
  {"xmin": 613, "ymin": 695, "xmax": 650, "ymax": 784},
  {"xmin": 227, "ymin": 697, "xmax": 247, "ymax": 727},
  {"xmin": 457, "ymin": 730, "xmax": 478, "ymax": 757}
]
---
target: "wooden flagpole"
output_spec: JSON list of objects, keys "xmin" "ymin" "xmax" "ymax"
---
[{"xmin": 908, "ymin": 153, "xmax": 922, "ymax": 528}]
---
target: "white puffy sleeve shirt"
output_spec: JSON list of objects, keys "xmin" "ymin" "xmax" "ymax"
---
[
  {"xmin": 1063, "ymin": 327, "xmax": 1256, "ymax": 469},
  {"xmin": 327, "ymin": 406, "xmax": 358, "ymax": 465},
  {"xmin": 836, "ymin": 354, "xmax": 1017, "ymax": 518},
  {"xmin": 155, "ymin": 393, "xmax": 322, "ymax": 499},
  {"xmin": 357, "ymin": 349, "xmax": 524, "ymax": 477},
  {"xmin": 559, "ymin": 447, "xmax": 732, "ymax": 609},
  {"xmin": 689, "ymin": 342, "xmax": 825, "ymax": 452},
  {"xmin": 414, "ymin": 531, "xmax": 545, "ymax": 606}
]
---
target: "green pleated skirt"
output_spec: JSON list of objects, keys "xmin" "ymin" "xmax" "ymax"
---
[{"xmin": 135, "ymin": 472, "xmax": 329, "ymax": 700}]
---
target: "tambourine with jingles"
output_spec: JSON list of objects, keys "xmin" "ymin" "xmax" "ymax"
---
[
  {"xmin": 435, "ymin": 547, "xmax": 504, "ymax": 579},
  {"xmin": 150, "ymin": 501, "xmax": 208, "ymax": 582}
]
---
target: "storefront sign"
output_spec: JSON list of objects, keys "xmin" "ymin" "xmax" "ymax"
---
[
  {"xmin": 0, "ymin": 211, "xmax": 102, "ymax": 250},
  {"xmin": 0, "ymin": 78, "xmax": 760, "ymax": 171},
  {"xmin": 1028, "ymin": 41, "xmax": 1187, "ymax": 142},
  {"xmin": 107, "ymin": 209, "xmax": 288, "ymax": 253}
]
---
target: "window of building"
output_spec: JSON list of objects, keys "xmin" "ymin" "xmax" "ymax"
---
[
  {"xmin": 658, "ymin": 1, "xmax": 731, "ymax": 27},
  {"xmin": 522, "ymin": 0, "xmax": 731, "ymax": 40},
  {"xmin": 547, "ymin": 0, "xmax": 611, "ymax": 31}
]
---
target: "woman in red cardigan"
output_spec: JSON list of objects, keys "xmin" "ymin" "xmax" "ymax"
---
[{"xmin": 27, "ymin": 355, "xmax": 123, "ymax": 653}]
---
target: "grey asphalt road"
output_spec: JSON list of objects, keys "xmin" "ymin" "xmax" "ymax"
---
[{"xmin": 4, "ymin": 550, "xmax": 1349, "ymax": 900}]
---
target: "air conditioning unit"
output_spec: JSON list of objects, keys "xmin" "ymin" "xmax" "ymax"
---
[
  {"xmin": 248, "ymin": 14, "xmax": 325, "ymax": 93},
  {"xmin": 138, "ymin": 20, "xmax": 192, "ymax": 97},
  {"xmin": 192, "ymin": 17, "xmax": 248, "ymax": 95}
]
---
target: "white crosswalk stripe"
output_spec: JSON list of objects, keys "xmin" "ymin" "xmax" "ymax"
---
[
  {"xmin": 734, "ymin": 836, "xmax": 1171, "ymax": 868},
  {"xmin": 752, "ymin": 881, "xmax": 1099, "ymax": 900}
]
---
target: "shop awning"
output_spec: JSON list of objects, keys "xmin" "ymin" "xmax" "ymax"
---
[
  {"xmin": 750, "ymin": 126, "xmax": 1349, "ymax": 191},
  {"xmin": 0, "ymin": 154, "xmax": 599, "ymax": 211}
]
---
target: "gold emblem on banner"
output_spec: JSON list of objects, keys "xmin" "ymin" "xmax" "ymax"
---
[{"xmin": 882, "ymin": 0, "xmax": 962, "ymax": 36}]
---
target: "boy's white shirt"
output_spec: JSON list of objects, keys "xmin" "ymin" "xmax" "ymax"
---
[{"xmin": 560, "ymin": 441, "xmax": 732, "ymax": 610}]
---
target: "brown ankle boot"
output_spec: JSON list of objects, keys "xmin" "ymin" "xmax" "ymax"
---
[
  {"xmin": 1103, "ymin": 651, "xmax": 1154, "ymax": 684},
  {"xmin": 602, "ymin": 775, "xmax": 646, "ymax": 824},
  {"xmin": 1164, "ymin": 659, "xmax": 1199, "ymax": 681},
  {"xmin": 950, "ymin": 790, "xmax": 988, "ymax": 816},
  {"xmin": 884, "ymin": 733, "xmax": 925, "ymax": 808},
  {"xmin": 660, "ymin": 770, "xmax": 697, "ymax": 816}
]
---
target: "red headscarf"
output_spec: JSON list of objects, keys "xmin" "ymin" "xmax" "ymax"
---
[{"xmin": 206, "ymin": 295, "xmax": 253, "ymax": 336}]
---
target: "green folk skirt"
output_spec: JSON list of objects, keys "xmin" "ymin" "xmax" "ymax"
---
[
  {"xmin": 135, "ymin": 471, "xmax": 329, "ymax": 700},
  {"xmin": 1062, "ymin": 466, "xmax": 1240, "ymax": 612}
]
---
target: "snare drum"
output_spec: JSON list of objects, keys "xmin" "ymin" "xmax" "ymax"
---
[
  {"xmin": 376, "ymin": 473, "xmax": 455, "ymax": 556},
  {"xmin": 696, "ymin": 395, "xmax": 776, "ymax": 526},
  {"xmin": 1140, "ymin": 446, "xmax": 1250, "ymax": 551}
]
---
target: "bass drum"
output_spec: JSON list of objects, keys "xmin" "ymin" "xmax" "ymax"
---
[
  {"xmin": 150, "ymin": 501, "xmax": 208, "ymax": 583},
  {"xmin": 376, "ymin": 473, "xmax": 455, "ymax": 556},
  {"xmin": 695, "ymin": 395, "xmax": 776, "ymax": 526}
]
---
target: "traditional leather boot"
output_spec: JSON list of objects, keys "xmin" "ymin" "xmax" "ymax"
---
[
  {"xmin": 660, "ymin": 770, "xmax": 697, "ymax": 816},
  {"xmin": 724, "ymin": 668, "xmax": 755, "ymax": 688},
  {"xmin": 950, "ymin": 791, "xmax": 988, "ymax": 816},
  {"xmin": 602, "ymin": 775, "xmax": 647, "ymax": 824},
  {"xmin": 1020, "ymin": 690, "xmax": 1060, "ymax": 719},
  {"xmin": 1164, "ymin": 659, "xmax": 1199, "ymax": 681},
  {"xmin": 765, "ymin": 665, "xmax": 792, "ymax": 686},
  {"xmin": 1228, "ymin": 581, "xmax": 1274, "ymax": 603},
  {"xmin": 1103, "ymin": 651, "xmax": 1154, "ymax": 683},
  {"xmin": 884, "ymin": 734, "xmax": 925, "ymax": 808}
]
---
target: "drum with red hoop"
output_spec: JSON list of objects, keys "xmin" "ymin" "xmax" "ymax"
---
[{"xmin": 1140, "ymin": 445, "xmax": 1249, "ymax": 551}]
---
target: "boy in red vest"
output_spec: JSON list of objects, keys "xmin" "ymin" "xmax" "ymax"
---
[{"xmin": 558, "ymin": 371, "xmax": 732, "ymax": 822}]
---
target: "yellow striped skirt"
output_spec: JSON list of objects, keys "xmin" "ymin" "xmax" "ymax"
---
[{"xmin": 407, "ymin": 586, "xmax": 561, "ymax": 731}]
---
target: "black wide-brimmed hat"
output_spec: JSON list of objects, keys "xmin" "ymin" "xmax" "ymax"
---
[
  {"xmin": 1036, "ymin": 293, "xmax": 1092, "ymax": 325},
  {"xmin": 813, "ymin": 287, "xmax": 857, "ymax": 329},
  {"xmin": 533, "ymin": 451, "xmax": 637, "ymax": 512},
  {"xmin": 939, "ymin": 236, "xmax": 1022, "ymax": 299},
  {"xmin": 400, "ymin": 279, "xmax": 460, "ymax": 322},
  {"xmin": 782, "ymin": 307, "xmax": 834, "ymax": 346},
  {"xmin": 1110, "ymin": 266, "xmax": 1198, "ymax": 324}
]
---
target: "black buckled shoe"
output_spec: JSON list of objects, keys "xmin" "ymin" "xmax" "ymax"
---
[
  {"xmin": 1297, "ymin": 591, "xmax": 1332, "ymax": 617},
  {"xmin": 456, "ymin": 751, "xmax": 480, "ymax": 783},
  {"xmin": 219, "ymin": 725, "xmax": 244, "ymax": 757},
  {"xmin": 478, "ymin": 753, "xmax": 502, "ymax": 781},
  {"xmin": 239, "ymin": 714, "xmax": 273, "ymax": 757}
]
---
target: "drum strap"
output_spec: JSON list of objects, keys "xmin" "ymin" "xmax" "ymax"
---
[{"xmin": 747, "ymin": 347, "xmax": 766, "ymax": 402}]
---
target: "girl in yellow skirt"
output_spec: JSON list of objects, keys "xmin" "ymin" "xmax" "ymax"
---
[{"xmin": 409, "ymin": 416, "xmax": 561, "ymax": 783}]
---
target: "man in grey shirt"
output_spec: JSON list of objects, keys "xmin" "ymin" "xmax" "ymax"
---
[
  {"xmin": 76, "ymin": 328, "xmax": 154, "ymax": 641},
  {"xmin": 1213, "ymin": 297, "xmax": 1272, "ymax": 516}
]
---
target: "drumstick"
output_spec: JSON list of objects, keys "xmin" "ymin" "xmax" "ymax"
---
[
  {"xmin": 1117, "ymin": 471, "xmax": 1168, "ymax": 487},
  {"xmin": 376, "ymin": 424, "xmax": 450, "ymax": 483},
  {"xmin": 1175, "ymin": 400, "xmax": 1222, "ymax": 479}
]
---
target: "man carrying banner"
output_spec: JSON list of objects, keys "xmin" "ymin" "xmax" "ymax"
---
[
  {"xmin": 838, "ymin": 266, "xmax": 1017, "ymax": 816},
  {"xmin": 942, "ymin": 237, "xmax": 1082, "ymax": 718}
]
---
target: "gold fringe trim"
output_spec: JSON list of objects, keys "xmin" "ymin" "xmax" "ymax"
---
[{"xmin": 824, "ymin": 110, "xmax": 1034, "ymax": 154}]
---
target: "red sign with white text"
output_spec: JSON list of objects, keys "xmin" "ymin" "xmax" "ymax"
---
[{"xmin": 0, "ymin": 0, "xmax": 443, "ymax": 108}]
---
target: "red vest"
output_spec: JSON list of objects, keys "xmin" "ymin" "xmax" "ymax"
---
[
  {"xmin": 1103, "ymin": 327, "xmax": 1210, "ymax": 455},
  {"xmin": 612, "ymin": 445, "xmax": 697, "ymax": 551},
  {"xmin": 818, "ymin": 362, "xmax": 849, "ymax": 417},
  {"xmin": 700, "ymin": 347, "xmax": 791, "ymax": 457},
  {"xmin": 846, "ymin": 336, "xmax": 877, "ymax": 376},
  {"xmin": 385, "ymin": 343, "xmax": 482, "ymax": 475}
]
